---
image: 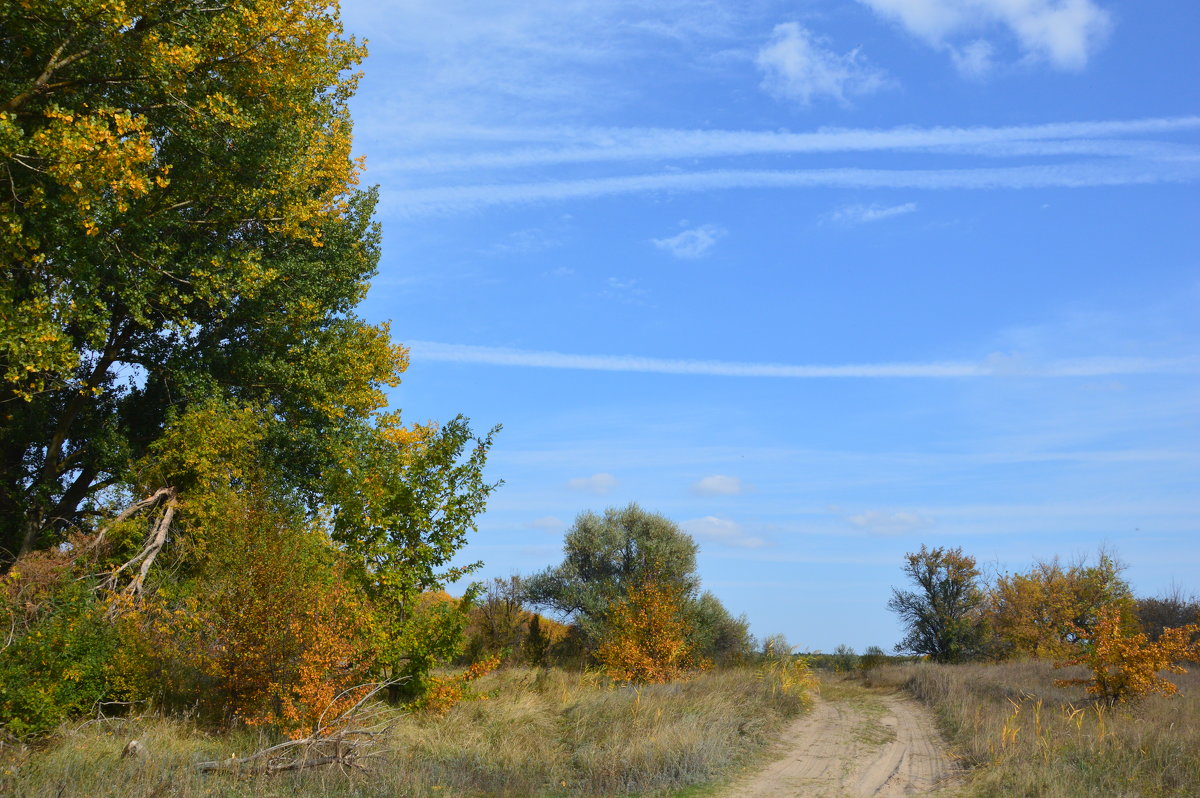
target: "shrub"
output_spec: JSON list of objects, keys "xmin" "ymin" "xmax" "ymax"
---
[
  {"xmin": 123, "ymin": 493, "xmax": 377, "ymax": 736},
  {"xmin": 596, "ymin": 581, "xmax": 708, "ymax": 683},
  {"xmin": 0, "ymin": 578, "xmax": 121, "ymax": 737},
  {"xmin": 1055, "ymin": 603, "xmax": 1200, "ymax": 704}
]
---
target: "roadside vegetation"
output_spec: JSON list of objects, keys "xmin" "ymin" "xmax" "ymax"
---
[
  {"xmin": 863, "ymin": 661, "xmax": 1200, "ymax": 798},
  {"xmin": 1, "ymin": 662, "xmax": 813, "ymax": 798}
]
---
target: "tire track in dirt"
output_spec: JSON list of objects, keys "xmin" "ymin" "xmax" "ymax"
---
[{"xmin": 730, "ymin": 691, "xmax": 961, "ymax": 797}]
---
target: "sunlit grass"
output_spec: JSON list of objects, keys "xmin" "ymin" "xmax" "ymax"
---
[
  {"xmin": 2, "ymin": 666, "xmax": 810, "ymax": 797},
  {"xmin": 867, "ymin": 660, "xmax": 1200, "ymax": 797}
]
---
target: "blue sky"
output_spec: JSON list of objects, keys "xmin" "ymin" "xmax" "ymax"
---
[{"xmin": 338, "ymin": 0, "xmax": 1199, "ymax": 652}]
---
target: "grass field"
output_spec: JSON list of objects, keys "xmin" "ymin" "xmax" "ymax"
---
[
  {"xmin": 0, "ymin": 666, "xmax": 809, "ymax": 798},
  {"xmin": 7, "ymin": 659, "xmax": 1198, "ymax": 797},
  {"xmin": 866, "ymin": 660, "xmax": 1200, "ymax": 798}
]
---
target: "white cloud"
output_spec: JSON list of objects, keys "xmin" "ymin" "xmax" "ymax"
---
[
  {"xmin": 406, "ymin": 340, "xmax": 1200, "ymax": 378},
  {"xmin": 691, "ymin": 475, "xmax": 750, "ymax": 495},
  {"xmin": 525, "ymin": 515, "xmax": 567, "ymax": 532},
  {"xmin": 826, "ymin": 201, "xmax": 918, "ymax": 225},
  {"xmin": 756, "ymin": 22, "xmax": 889, "ymax": 106},
  {"xmin": 566, "ymin": 473, "xmax": 618, "ymax": 494},
  {"xmin": 602, "ymin": 277, "xmax": 650, "ymax": 304},
  {"xmin": 950, "ymin": 39, "xmax": 996, "ymax": 78},
  {"xmin": 651, "ymin": 224, "xmax": 726, "ymax": 259},
  {"xmin": 858, "ymin": 0, "xmax": 1113, "ymax": 72},
  {"xmin": 682, "ymin": 516, "xmax": 768, "ymax": 548},
  {"xmin": 847, "ymin": 509, "xmax": 936, "ymax": 536}
]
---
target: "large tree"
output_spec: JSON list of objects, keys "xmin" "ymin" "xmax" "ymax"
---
[
  {"xmin": 0, "ymin": 2, "xmax": 501, "ymax": 728},
  {"xmin": 889, "ymin": 545, "xmax": 986, "ymax": 663},
  {"xmin": 0, "ymin": 1, "xmax": 406, "ymax": 562}
]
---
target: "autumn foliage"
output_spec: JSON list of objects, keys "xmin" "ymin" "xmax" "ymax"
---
[
  {"xmin": 988, "ymin": 554, "xmax": 1135, "ymax": 660},
  {"xmin": 1055, "ymin": 603, "xmax": 1200, "ymax": 705},
  {"xmin": 412, "ymin": 654, "xmax": 502, "ymax": 716},
  {"xmin": 596, "ymin": 580, "xmax": 709, "ymax": 684},
  {"xmin": 114, "ymin": 495, "xmax": 377, "ymax": 736}
]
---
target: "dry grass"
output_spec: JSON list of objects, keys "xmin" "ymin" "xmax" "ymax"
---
[
  {"xmin": 867, "ymin": 660, "xmax": 1200, "ymax": 798},
  {"xmin": 0, "ymin": 666, "xmax": 809, "ymax": 797}
]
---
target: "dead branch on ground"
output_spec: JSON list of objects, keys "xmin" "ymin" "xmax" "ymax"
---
[{"xmin": 194, "ymin": 680, "xmax": 405, "ymax": 776}]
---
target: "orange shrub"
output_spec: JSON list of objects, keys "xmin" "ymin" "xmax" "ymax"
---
[
  {"xmin": 1055, "ymin": 603, "xmax": 1200, "ymax": 704},
  {"xmin": 596, "ymin": 581, "xmax": 709, "ymax": 683}
]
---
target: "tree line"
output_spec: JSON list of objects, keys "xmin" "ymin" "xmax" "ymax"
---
[{"xmin": 888, "ymin": 545, "xmax": 1200, "ymax": 703}]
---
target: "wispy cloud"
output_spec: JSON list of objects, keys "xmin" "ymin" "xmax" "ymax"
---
[
  {"xmin": 691, "ymin": 475, "xmax": 751, "ymax": 496},
  {"xmin": 858, "ymin": 0, "xmax": 1113, "ymax": 72},
  {"xmin": 405, "ymin": 340, "xmax": 1200, "ymax": 378},
  {"xmin": 682, "ymin": 516, "xmax": 768, "ymax": 549},
  {"xmin": 566, "ymin": 473, "xmax": 618, "ymax": 494},
  {"xmin": 525, "ymin": 516, "xmax": 567, "ymax": 533},
  {"xmin": 384, "ymin": 161, "xmax": 1199, "ymax": 216},
  {"xmin": 375, "ymin": 117, "xmax": 1200, "ymax": 173},
  {"xmin": 826, "ymin": 201, "xmax": 917, "ymax": 225},
  {"xmin": 756, "ymin": 22, "xmax": 889, "ymax": 106},
  {"xmin": 482, "ymin": 227, "xmax": 561, "ymax": 256},
  {"xmin": 847, "ymin": 509, "xmax": 935, "ymax": 536},
  {"xmin": 651, "ymin": 223, "xmax": 726, "ymax": 259}
]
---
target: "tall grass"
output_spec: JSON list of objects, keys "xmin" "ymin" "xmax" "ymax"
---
[
  {"xmin": 868, "ymin": 660, "xmax": 1200, "ymax": 798},
  {"xmin": 1, "ymin": 666, "xmax": 809, "ymax": 797}
]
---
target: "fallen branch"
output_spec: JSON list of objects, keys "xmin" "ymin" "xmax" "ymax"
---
[{"xmin": 194, "ymin": 680, "xmax": 404, "ymax": 775}]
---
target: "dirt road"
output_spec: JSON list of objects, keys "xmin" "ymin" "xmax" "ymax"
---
[{"xmin": 729, "ymin": 688, "xmax": 961, "ymax": 797}]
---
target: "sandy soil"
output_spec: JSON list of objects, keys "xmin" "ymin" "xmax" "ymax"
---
[{"xmin": 729, "ymin": 691, "xmax": 961, "ymax": 797}]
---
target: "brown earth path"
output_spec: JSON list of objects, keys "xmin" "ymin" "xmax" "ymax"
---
[{"xmin": 727, "ymin": 688, "xmax": 962, "ymax": 797}]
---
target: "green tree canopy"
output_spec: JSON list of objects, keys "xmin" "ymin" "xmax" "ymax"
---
[{"xmin": 0, "ymin": 1, "xmax": 409, "ymax": 562}]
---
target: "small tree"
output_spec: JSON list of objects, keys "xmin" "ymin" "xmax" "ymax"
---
[
  {"xmin": 889, "ymin": 545, "xmax": 985, "ymax": 663},
  {"xmin": 1055, "ymin": 603, "xmax": 1200, "ymax": 704},
  {"xmin": 686, "ymin": 591, "xmax": 754, "ymax": 666},
  {"xmin": 595, "ymin": 580, "xmax": 706, "ymax": 683}
]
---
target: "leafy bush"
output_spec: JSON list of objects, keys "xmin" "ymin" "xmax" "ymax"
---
[
  {"xmin": 0, "ymin": 577, "xmax": 121, "ymax": 737},
  {"xmin": 121, "ymin": 493, "xmax": 378, "ymax": 736}
]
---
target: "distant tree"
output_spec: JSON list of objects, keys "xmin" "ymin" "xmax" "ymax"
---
[
  {"xmin": 1136, "ymin": 587, "xmax": 1200, "ymax": 643},
  {"xmin": 831, "ymin": 644, "xmax": 859, "ymax": 673},
  {"xmin": 889, "ymin": 545, "xmax": 985, "ymax": 663},
  {"xmin": 464, "ymin": 576, "xmax": 528, "ymax": 663},
  {"xmin": 523, "ymin": 504, "xmax": 699, "ymax": 641},
  {"xmin": 524, "ymin": 614, "xmax": 549, "ymax": 666},
  {"xmin": 859, "ymin": 645, "xmax": 888, "ymax": 673},
  {"xmin": 686, "ymin": 591, "xmax": 754, "ymax": 666}
]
